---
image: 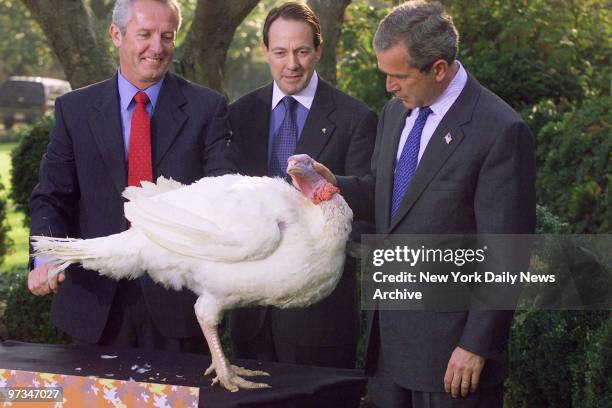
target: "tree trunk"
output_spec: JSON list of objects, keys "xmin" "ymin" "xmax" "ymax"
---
[
  {"xmin": 307, "ymin": 0, "xmax": 351, "ymax": 85},
  {"xmin": 21, "ymin": 0, "xmax": 115, "ymax": 89},
  {"xmin": 180, "ymin": 0, "xmax": 260, "ymax": 94},
  {"xmin": 89, "ymin": 0, "xmax": 113, "ymax": 20}
]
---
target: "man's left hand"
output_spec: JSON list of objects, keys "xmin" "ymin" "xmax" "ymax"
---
[{"xmin": 444, "ymin": 346, "xmax": 485, "ymax": 398}]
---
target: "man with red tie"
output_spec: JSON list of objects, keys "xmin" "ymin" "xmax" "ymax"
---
[{"xmin": 27, "ymin": 0, "xmax": 236, "ymax": 352}]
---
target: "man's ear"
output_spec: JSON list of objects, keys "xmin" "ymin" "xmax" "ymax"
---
[
  {"xmin": 109, "ymin": 24, "xmax": 123, "ymax": 48},
  {"xmin": 432, "ymin": 59, "xmax": 449, "ymax": 82},
  {"xmin": 315, "ymin": 40, "xmax": 324, "ymax": 62}
]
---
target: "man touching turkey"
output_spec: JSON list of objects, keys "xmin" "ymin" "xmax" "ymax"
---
[
  {"xmin": 28, "ymin": 0, "xmax": 237, "ymax": 353},
  {"xmin": 314, "ymin": 1, "xmax": 535, "ymax": 407},
  {"xmin": 228, "ymin": 2, "xmax": 377, "ymax": 369}
]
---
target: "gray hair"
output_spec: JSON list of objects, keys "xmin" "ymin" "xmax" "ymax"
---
[
  {"xmin": 112, "ymin": 0, "xmax": 182, "ymax": 33},
  {"xmin": 373, "ymin": 0, "xmax": 458, "ymax": 72}
]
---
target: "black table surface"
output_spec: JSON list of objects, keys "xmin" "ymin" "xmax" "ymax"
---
[{"xmin": 0, "ymin": 340, "xmax": 366, "ymax": 407}]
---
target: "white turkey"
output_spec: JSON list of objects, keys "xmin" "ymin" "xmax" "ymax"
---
[{"xmin": 31, "ymin": 154, "xmax": 353, "ymax": 392}]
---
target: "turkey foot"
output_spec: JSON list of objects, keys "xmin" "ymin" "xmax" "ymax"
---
[
  {"xmin": 198, "ymin": 318, "xmax": 271, "ymax": 392},
  {"xmin": 204, "ymin": 362, "xmax": 271, "ymax": 392}
]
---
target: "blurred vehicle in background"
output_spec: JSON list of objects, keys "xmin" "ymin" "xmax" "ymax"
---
[{"xmin": 0, "ymin": 76, "xmax": 71, "ymax": 130}]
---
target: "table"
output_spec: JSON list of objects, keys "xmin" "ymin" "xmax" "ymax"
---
[{"xmin": 0, "ymin": 340, "xmax": 366, "ymax": 407}]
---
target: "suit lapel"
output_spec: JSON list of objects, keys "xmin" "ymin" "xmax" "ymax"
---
[
  {"xmin": 250, "ymin": 85, "xmax": 273, "ymax": 175},
  {"xmin": 151, "ymin": 73, "xmax": 188, "ymax": 167},
  {"xmin": 380, "ymin": 103, "xmax": 410, "ymax": 230},
  {"xmin": 387, "ymin": 74, "xmax": 481, "ymax": 233},
  {"xmin": 88, "ymin": 73, "xmax": 127, "ymax": 196},
  {"xmin": 296, "ymin": 80, "xmax": 336, "ymax": 160}
]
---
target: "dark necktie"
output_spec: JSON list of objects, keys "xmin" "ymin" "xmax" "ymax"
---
[
  {"xmin": 128, "ymin": 91, "xmax": 152, "ymax": 187},
  {"xmin": 390, "ymin": 106, "xmax": 432, "ymax": 218},
  {"xmin": 269, "ymin": 96, "xmax": 298, "ymax": 177}
]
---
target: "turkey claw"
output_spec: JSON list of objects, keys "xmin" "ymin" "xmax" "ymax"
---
[
  {"xmin": 232, "ymin": 365, "xmax": 270, "ymax": 377},
  {"xmin": 205, "ymin": 363, "xmax": 269, "ymax": 377},
  {"xmin": 205, "ymin": 363, "xmax": 271, "ymax": 392},
  {"xmin": 210, "ymin": 375, "xmax": 270, "ymax": 392}
]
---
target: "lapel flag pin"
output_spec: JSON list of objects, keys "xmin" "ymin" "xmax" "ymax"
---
[{"xmin": 444, "ymin": 133, "xmax": 453, "ymax": 145}]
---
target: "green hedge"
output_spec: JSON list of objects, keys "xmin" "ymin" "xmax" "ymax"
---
[
  {"xmin": 581, "ymin": 318, "xmax": 612, "ymax": 408},
  {"xmin": 463, "ymin": 48, "xmax": 582, "ymax": 111},
  {"xmin": 0, "ymin": 268, "xmax": 68, "ymax": 344},
  {"xmin": 536, "ymin": 96, "xmax": 611, "ymax": 233},
  {"xmin": 507, "ymin": 311, "xmax": 611, "ymax": 408},
  {"xmin": 535, "ymin": 204, "xmax": 569, "ymax": 234},
  {"xmin": 10, "ymin": 115, "xmax": 53, "ymax": 226},
  {"xmin": 0, "ymin": 181, "xmax": 10, "ymax": 267}
]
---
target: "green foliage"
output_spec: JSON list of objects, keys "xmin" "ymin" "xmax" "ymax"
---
[
  {"xmin": 0, "ymin": 268, "xmax": 69, "ymax": 344},
  {"xmin": 0, "ymin": 181, "xmax": 11, "ymax": 267},
  {"xmin": 337, "ymin": 2, "xmax": 389, "ymax": 112},
  {"xmin": 463, "ymin": 47, "xmax": 581, "ymax": 110},
  {"xmin": 0, "ymin": 0, "xmax": 64, "ymax": 79},
  {"xmin": 339, "ymin": 1, "xmax": 611, "ymax": 113},
  {"xmin": 520, "ymin": 98, "xmax": 572, "ymax": 148},
  {"xmin": 580, "ymin": 318, "xmax": 612, "ymax": 408},
  {"xmin": 175, "ymin": 0, "xmax": 197, "ymax": 47},
  {"xmin": 535, "ymin": 205, "xmax": 569, "ymax": 234},
  {"xmin": 450, "ymin": 0, "xmax": 611, "ymax": 109},
  {"xmin": 9, "ymin": 115, "xmax": 53, "ymax": 225},
  {"xmin": 507, "ymin": 310, "xmax": 611, "ymax": 408},
  {"xmin": 536, "ymin": 96, "xmax": 611, "ymax": 233},
  {"xmin": 223, "ymin": 1, "xmax": 284, "ymax": 101}
]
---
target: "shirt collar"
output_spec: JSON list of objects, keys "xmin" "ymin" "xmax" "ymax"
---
[
  {"xmin": 271, "ymin": 71, "xmax": 318, "ymax": 111},
  {"xmin": 427, "ymin": 60, "xmax": 468, "ymax": 117},
  {"xmin": 117, "ymin": 69, "xmax": 164, "ymax": 111}
]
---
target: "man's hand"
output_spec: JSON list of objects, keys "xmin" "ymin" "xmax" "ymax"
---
[
  {"xmin": 312, "ymin": 161, "xmax": 337, "ymax": 186},
  {"xmin": 444, "ymin": 346, "xmax": 485, "ymax": 398},
  {"xmin": 28, "ymin": 263, "xmax": 65, "ymax": 296}
]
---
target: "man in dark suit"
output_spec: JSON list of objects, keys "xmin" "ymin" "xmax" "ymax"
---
[
  {"xmin": 228, "ymin": 2, "xmax": 377, "ymax": 369},
  {"xmin": 315, "ymin": 1, "xmax": 535, "ymax": 406},
  {"xmin": 27, "ymin": 0, "xmax": 236, "ymax": 352}
]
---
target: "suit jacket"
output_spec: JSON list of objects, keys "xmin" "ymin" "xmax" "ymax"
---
[
  {"xmin": 337, "ymin": 73, "xmax": 536, "ymax": 391},
  {"xmin": 228, "ymin": 79, "xmax": 377, "ymax": 349},
  {"xmin": 29, "ymin": 72, "xmax": 237, "ymax": 344}
]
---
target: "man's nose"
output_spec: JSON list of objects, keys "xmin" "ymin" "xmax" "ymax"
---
[
  {"xmin": 287, "ymin": 52, "xmax": 300, "ymax": 70},
  {"xmin": 149, "ymin": 35, "xmax": 163, "ymax": 53},
  {"xmin": 386, "ymin": 76, "xmax": 398, "ymax": 93}
]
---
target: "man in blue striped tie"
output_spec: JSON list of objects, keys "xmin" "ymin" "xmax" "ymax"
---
[
  {"xmin": 228, "ymin": 2, "xmax": 378, "ymax": 370},
  {"xmin": 313, "ymin": 1, "xmax": 535, "ymax": 407}
]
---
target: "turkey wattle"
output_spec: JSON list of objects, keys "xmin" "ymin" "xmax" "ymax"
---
[{"xmin": 31, "ymin": 154, "xmax": 353, "ymax": 392}]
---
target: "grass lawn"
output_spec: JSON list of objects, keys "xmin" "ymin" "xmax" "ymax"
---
[{"xmin": 0, "ymin": 143, "xmax": 29, "ymax": 272}]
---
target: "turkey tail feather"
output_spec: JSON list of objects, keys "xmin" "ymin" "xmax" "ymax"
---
[{"xmin": 31, "ymin": 230, "xmax": 145, "ymax": 281}]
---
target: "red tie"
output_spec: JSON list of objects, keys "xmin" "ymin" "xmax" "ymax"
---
[{"xmin": 128, "ymin": 91, "xmax": 152, "ymax": 187}]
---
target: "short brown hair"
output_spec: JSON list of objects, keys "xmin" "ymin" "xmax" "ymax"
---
[
  {"xmin": 374, "ymin": 0, "xmax": 458, "ymax": 72},
  {"xmin": 262, "ymin": 2, "xmax": 322, "ymax": 49}
]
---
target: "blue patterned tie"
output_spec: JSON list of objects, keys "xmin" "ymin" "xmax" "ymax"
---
[
  {"xmin": 269, "ymin": 96, "xmax": 298, "ymax": 177},
  {"xmin": 390, "ymin": 106, "xmax": 432, "ymax": 218}
]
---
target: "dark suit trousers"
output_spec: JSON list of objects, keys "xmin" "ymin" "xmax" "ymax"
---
[
  {"xmin": 367, "ymin": 336, "xmax": 502, "ymax": 408},
  {"xmin": 233, "ymin": 310, "xmax": 356, "ymax": 369},
  {"xmin": 96, "ymin": 279, "xmax": 208, "ymax": 354}
]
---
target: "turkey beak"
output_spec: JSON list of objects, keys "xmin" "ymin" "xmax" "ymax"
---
[
  {"xmin": 286, "ymin": 161, "xmax": 305, "ymax": 177},
  {"xmin": 287, "ymin": 160, "xmax": 305, "ymax": 191}
]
